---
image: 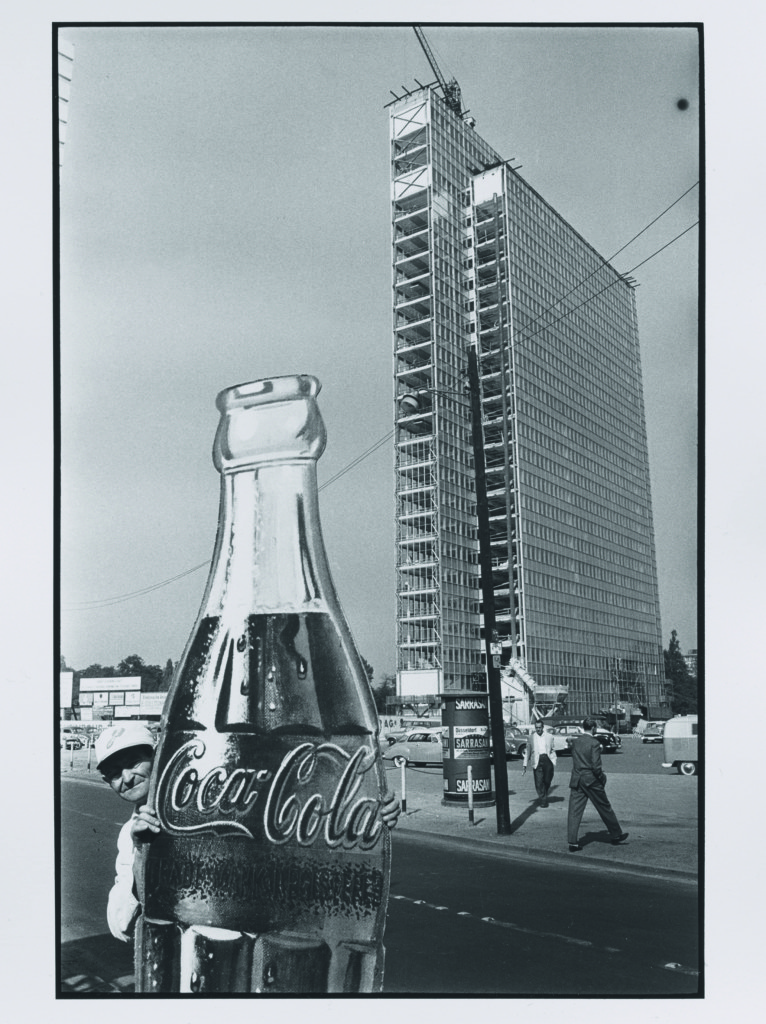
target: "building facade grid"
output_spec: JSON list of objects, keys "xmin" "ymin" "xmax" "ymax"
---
[{"xmin": 390, "ymin": 86, "xmax": 665, "ymax": 721}]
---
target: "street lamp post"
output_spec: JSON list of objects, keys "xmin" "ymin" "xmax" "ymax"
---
[
  {"xmin": 397, "ymin": 344, "xmax": 512, "ymax": 835},
  {"xmin": 465, "ymin": 344, "xmax": 512, "ymax": 835}
]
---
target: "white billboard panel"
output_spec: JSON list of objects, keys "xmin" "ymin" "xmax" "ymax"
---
[
  {"xmin": 60, "ymin": 671, "xmax": 74, "ymax": 708},
  {"xmin": 140, "ymin": 693, "xmax": 167, "ymax": 716},
  {"xmin": 79, "ymin": 676, "xmax": 141, "ymax": 692}
]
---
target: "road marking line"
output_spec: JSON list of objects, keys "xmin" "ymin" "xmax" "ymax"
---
[
  {"xmin": 67, "ymin": 806, "xmax": 125, "ymax": 826},
  {"xmin": 392, "ymin": 892, "xmax": 621, "ymax": 953},
  {"xmin": 481, "ymin": 916, "xmax": 594, "ymax": 948},
  {"xmin": 661, "ymin": 962, "xmax": 699, "ymax": 976}
]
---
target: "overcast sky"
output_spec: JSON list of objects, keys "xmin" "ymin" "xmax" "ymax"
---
[{"xmin": 58, "ymin": 23, "xmax": 699, "ymax": 680}]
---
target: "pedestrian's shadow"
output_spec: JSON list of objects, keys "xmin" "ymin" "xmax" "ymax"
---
[
  {"xmin": 578, "ymin": 830, "xmax": 624, "ymax": 849},
  {"xmin": 509, "ymin": 787, "xmax": 563, "ymax": 832},
  {"xmin": 60, "ymin": 933, "xmax": 134, "ymax": 994}
]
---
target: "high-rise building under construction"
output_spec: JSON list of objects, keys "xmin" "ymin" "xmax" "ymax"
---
[{"xmin": 389, "ymin": 80, "xmax": 667, "ymax": 724}]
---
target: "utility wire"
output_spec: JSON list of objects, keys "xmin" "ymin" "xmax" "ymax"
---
[
  {"xmin": 511, "ymin": 181, "xmax": 699, "ymax": 348},
  {"xmin": 516, "ymin": 220, "xmax": 699, "ymax": 348},
  {"xmin": 65, "ymin": 434, "xmax": 396, "ymax": 611},
  {"xmin": 65, "ymin": 193, "xmax": 698, "ymax": 612},
  {"xmin": 67, "ymin": 561, "xmax": 211, "ymax": 609},
  {"xmin": 319, "ymin": 430, "xmax": 395, "ymax": 491}
]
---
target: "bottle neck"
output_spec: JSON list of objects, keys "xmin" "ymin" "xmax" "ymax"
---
[{"xmin": 201, "ymin": 461, "xmax": 331, "ymax": 620}]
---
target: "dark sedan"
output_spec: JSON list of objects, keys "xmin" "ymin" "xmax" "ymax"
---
[{"xmin": 552, "ymin": 724, "xmax": 621, "ymax": 754}]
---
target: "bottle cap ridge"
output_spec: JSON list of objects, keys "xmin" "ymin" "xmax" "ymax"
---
[
  {"xmin": 213, "ymin": 375, "xmax": 326, "ymax": 470},
  {"xmin": 216, "ymin": 375, "xmax": 321, "ymax": 412}
]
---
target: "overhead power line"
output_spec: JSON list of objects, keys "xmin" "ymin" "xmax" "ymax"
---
[
  {"xmin": 516, "ymin": 220, "xmax": 699, "ymax": 348},
  {"xmin": 64, "ymin": 188, "xmax": 698, "ymax": 612},
  {"xmin": 511, "ymin": 182, "xmax": 699, "ymax": 348},
  {"xmin": 66, "ymin": 561, "xmax": 211, "ymax": 610}
]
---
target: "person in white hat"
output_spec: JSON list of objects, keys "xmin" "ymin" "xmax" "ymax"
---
[
  {"xmin": 95, "ymin": 723, "xmax": 161, "ymax": 942},
  {"xmin": 96, "ymin": 723, "xmax": 403, "ymax": 944}
]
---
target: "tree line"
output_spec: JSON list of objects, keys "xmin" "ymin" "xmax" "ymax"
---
[
  {"xmin": 61, "ymin": 632, "xmax": 696, "ymax": 717},
  {"xmin": 664, "ymin": 629, "xmax": 698, "ymax": 715},
  {"xmin": 60, "ymin": 653, "xmax": 397, "ymax": 710}
]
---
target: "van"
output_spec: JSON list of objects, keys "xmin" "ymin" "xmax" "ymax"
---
[{"xmin": 661, "ymin": 714, "xmax": 699, "ymax": 776}]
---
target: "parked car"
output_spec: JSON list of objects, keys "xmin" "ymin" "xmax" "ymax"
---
[
  {"xmin": 550, "ymin": 724, "xmax": 621, "ymax": 754},
  {"xmin": 503, "ymin": 725, "xmax": 528, "ymax": 759},
  {"xmin": 549, "ymin": 724, "xmax": 581, "ymax": 754},
  {"xmin": 594, "ymin": 727, "xmax": 621, "ymax": 753},
  {"xmin": 641, "ymin": 722, "xmax": 665, "ymax": 744},
  {"xmin": 62, "ymin": 735, "xmax": 85, "ymax": 749},
  {"xmin": 377, "ymin": 732, "xmax": 401, "ymax": 752},
  {"xmin": 381, "ymin": 729, "xmax": 444, "ymax": 767}
]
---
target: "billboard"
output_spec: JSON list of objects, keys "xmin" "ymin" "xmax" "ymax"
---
[
  {"xmin": 60, "ymin": 671, "xmax": 74, "ymax": 708},
  {"xmin": 79, "ymin": 676, "xmax": 141, "ymax": 692},
  {"xmin": 140, "ymin": 693, "xmax": 167, "ymax": 716}
]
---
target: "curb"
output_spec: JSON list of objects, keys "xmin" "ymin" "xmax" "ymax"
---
[{"xmin": 394, "ymin": 823, "xmax": 698, "ymax": 885}]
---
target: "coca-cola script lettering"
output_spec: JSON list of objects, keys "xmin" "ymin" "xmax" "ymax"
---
[{"xmin": 156, "ymin": 739, "xmax": 384, "ymax": 850}]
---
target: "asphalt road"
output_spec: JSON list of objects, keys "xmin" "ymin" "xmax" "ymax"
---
[
  {"xmin": 385, "ymin": 832, "xmax": 698, "ymax": 995},
  {"xmin": 59, "ymin": 768, "xmax": 699, "ymax": 996}
]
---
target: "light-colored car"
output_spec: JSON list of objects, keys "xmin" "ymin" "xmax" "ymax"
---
[
  {"xmin": 550, "ymin": 724, "xmax": 621, "ymax": 754},
  {"xmin": 641, "ymin": 722, "xmax": 665, "ymax": 743},
  {"xmin": 377, "ymin": 732, "xmax": 402, "ymax": 753},
  {"xmin": 549, "ymin": 724, "xmax": 582, "ymax": 754},
  {"xmin": 381, "ymin": 729, "xmax": 445, "ymax": 767},
  {"xmin": 503, "ymin": 725, "xmax": 529, "ymax": 759},
  {"xmin": 61, "ymin": 735, "xmax": 85, "ymax": 749}
]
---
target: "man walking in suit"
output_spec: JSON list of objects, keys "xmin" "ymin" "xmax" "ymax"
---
[
  {"xmin": 567, "ymin": 717, "xmax": 629, "ymax": 852},
  {"xmin": 522, "ymin": 719, "xmax": 557, "ymax": 807}
]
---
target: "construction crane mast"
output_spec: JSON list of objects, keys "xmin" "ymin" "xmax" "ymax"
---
[{"xmin": 413, "ymin": 26, "xmax": 464, "ymax": 117}]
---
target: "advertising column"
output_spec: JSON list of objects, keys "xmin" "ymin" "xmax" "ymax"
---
[{"xmin": 441, "ymin": 691, "xmax": 494, "ymax": 805}]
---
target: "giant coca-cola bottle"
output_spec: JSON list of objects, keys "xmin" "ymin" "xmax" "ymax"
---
[{"xmin": 135, "ymin": 375, "xmax": 391, "ymax": 994}]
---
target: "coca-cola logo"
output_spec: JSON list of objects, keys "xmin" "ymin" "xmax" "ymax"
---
[{"xmin": 156, "ymin": 739, "xmax": 384, "ymax": 850}]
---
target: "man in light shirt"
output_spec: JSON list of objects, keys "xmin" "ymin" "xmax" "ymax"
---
[{"xmin": 522, "ymin": 719, "xmax": 557, "ymax": 807}]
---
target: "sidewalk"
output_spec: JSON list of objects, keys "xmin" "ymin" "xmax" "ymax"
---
[
  {"xmin": 60, "ymin": 750, "xmax": 699, "ymax": 883},
  {"xmin": 390, "ymin": 762, "xmax": 699, "ymax": 883}
]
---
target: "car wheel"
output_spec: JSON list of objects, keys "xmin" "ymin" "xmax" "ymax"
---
[
  {"xmin": 518, "ymin": 744, "xmax": 527, "ymax": 758},
  {"xmin": 678, "ymin": 761, "xmax": 697, "ymax": 776},
  {"xmin": 393, "ymin": 755, "xmax": 408, "ymax": 768}
]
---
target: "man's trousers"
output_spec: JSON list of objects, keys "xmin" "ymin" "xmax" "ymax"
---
[
  {"xmin": 533, "ymin": 754, "xmax": 554, "ymax": 802},
  {"xmin": 567, "ymin": 779, "xmax": 623, "ymax": 844}
]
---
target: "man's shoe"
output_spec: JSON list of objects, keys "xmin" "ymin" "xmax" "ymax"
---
[
  {"xmin": 541, "ymin": 801, "xmax": 549, "ymax": 807},
  {"xmin": 611, "ymin": 832, "xmax": 629, "ymax": 845},
  {"xmin": 568, "ymin": 843, "xmax": 581, "ymax": 852}
]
